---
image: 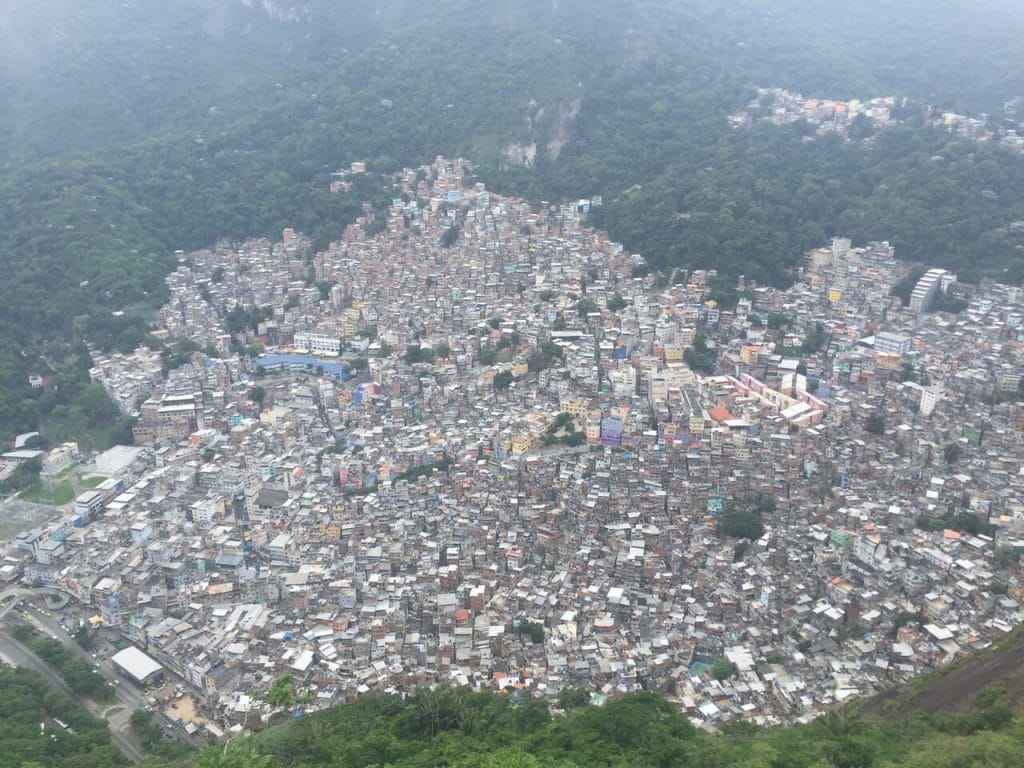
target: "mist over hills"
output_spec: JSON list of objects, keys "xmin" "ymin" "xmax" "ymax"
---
[
  {"xmin": 3, "ymin": 0, "xmax": 1023, "ymax": 158},
  {"xmin": 1, "ymin": 0, "xmax": 1024, "ymax": 444},
  {"xmin": 3, "ymin": 4, "xmax": 1024, "ymax": 766}
]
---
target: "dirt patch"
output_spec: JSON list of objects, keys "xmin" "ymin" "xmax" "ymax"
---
[
  {"xmin": 862, "ymin": 628, "xmax": 1024, "ymax": 717},
  {"xmin": 168, "ymin": 694, "xmax": 211, "ymax": 726}
]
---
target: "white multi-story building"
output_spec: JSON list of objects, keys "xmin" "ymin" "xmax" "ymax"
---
[
  {"xmin": 293, "ymin": 332, "xmax": 341, "ymax": 356},
  {"xmin": 910, "ymin": 268, "xmax": 956, "ymax": 313},
  {"xmin": 919, "ymin": 386, "xmax": 942, "ymax": 417}
]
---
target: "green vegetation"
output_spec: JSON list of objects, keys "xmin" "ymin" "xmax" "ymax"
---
[
  {"xmin": 1, "ymin": 1, "xmax": 1024, "ymax": 447},
  {"xmin": 527, "ymin": 342, "xmax": 565, "ymax": 374},
  {"xmin": 574, "ymin": 299, "xmax": 599, "ymax": 318},
  {"xmin": 866, "ymin": 412, "xmax": 886, "ymax": 435},
  {"xmin": 542, "ymin": 412, "xmax": 586, "ymax": 448},
  {"xmin": 477, "ymin": 347, "xmax": 497, "ymax": 366},
  {"xmin": 440, "ymin": 225, "xmax": 461, "ymax": 248},
  {"xmin": 347, "ymin": 453, "xmax": 454, "ymax": 498},
  {"xmin": 835, "ymin": 622, "xmax": 868, "ymax": 644},
  {"xmin": 393, "ymin": 454, "xmax": 453, "ymax": 485},
  {"xmin": 161, "ymin": 337, "xmax": 201, "ymax": 372},
  {"xmin": 778, "ymin": 327, "xmax": 826, "ymax": 360},
  {"xmin": 72, "ymin": 625, "xmax": 94, "ymax": 651},
  {"xmin": 916, "ymin": 509, "xmax": 992, "ymax": 536},
  {"xmin": 0, "ymin": 458, "xmax": 42, "ymax": 495},
  {"xmin": 711, "ymin": 660, "xmax": 738, "ymax": 681},
  {"xmin": 996, "ymin": 544, "xmax": 1022, "ymax": 568},
  {"xmin": 137, "ymin": 682, "xmax": 1024, "ymax": 768},
  {"xmin": 988, "ymin": 580, "xmax": 1009, "ymax": 596},
  {"xmin": 733, "ymin": 540, "xmax": 750, "ymax": 562},
  {"xmin": 20, "ymin": 478, "xmax": 76, "ymax": 506},
  {"xmin": 606, "ymin": 293, "xmax": 627, "ymax": 312},
  {"xmin": 556, "ymin": 688, "xmax": 591, "ymax": 711},
  {"xmin": 404, "ymin": 345, "xmax": 434, "ymax": 365},
  {"xmin": 943, "ymin": 442, "xmax": 963, "ymax": 465},
  {"xmin": 718, "ymin": 494, "xmax": 775, "ymax": 540},
  {"xmin": 248, "ymin": 387, "xmax": 266, "ymax": 407},
  {"xmin": 267, "ymin": 674, "xmax": 297, "ymax": 710},
  {"xmin": 494, "ymin": 371, "xmax": 515, "ymax": 392},
  {"xmin": 718, "ymin": 508, "xmax": 765, "ymax": 540},
  {"xmin": 0, "ymin": 665, "xmax": 127, "ymax": 768},
  {"xmin": 584, "ymin": 121, "xmax": 1024, "ymax": 294},
  {"xmin": 684, "ymin": 330, "xmax": 717, "ymax": 375},
  {"xmin": 130, "ymin": 707, "xmax": 191, "ymax": 760},
  {"xmin": 130, "ymin": 707, "xmax": 164, "ymax": 750},
  {"xmin": 516, "ymin": 620, "xmax": 545, "ymax": 645},
  {"xmin": 7, "ymin": 627, "xmax": 114, "ymax": 702}
]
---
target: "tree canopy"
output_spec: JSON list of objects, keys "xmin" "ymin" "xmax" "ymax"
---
[
  {"xmin": 132, "ymin": 682, "xmax": 1024, "ymax": 768},
  {"xmin": 0, "ymin": 665, "xmax": 127, "ymax": 768},
  {"xmin": 2, "ymin": 0, "xmax": 1024, "ymax": 445}
]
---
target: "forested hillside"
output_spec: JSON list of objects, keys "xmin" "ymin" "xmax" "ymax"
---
[
  {"xmin": 0, "ymin": 665, "xmax": 127, "ymax": 768},
  {"xmin": 140, "ymin": 685, "xmax": 1024, "ymax": 768},
  {"xmin": 1, "ymin": 0, "xmax": 1024, "ymax": 443}
]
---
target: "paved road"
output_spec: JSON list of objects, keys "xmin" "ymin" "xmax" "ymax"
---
[
  {"xmin": 16, "ymin": 602, "xmax": 199, "ymax": 748},
  {"xmin": 0, "ymin": 591, "xmax": 23, "ymax": 622},
  {"xmin": 0, "ymin": 585, "xmax": 72, "ymax": 621},
  {"xmin": 3, "ymin": 591, "xmax": 201, "ymax": 756},
  {"xmin": 0, "ymin": 629, "xmax": 146, "ymax": 763}
]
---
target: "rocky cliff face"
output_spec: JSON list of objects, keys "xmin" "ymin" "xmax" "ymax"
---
[{"xmin": 501, "ymin": 96, "xmax": 582, "ymax": 168}]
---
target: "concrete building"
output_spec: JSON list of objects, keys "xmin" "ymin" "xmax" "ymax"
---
[
  {"xmin": 13, "ymin": 164, "xmax": 1024, "ymax": 733},
  {"xmin": 111, "ymin": 646, "xmax": 165, "ymax": 688},
  {"xmin": 74, "ymin": 491, "xmax": 105, "ymax": 522},
  {"xmin": 133, "ymin": 393, "xmax": 202, "ymax": 444},
  {"xmin": 874, "ymin": 332, "xmax": 912, "ymax": 357},
  {"xmin": 910, "ymin": 269, "xmax": 956, "ymax": 313},
  {"xmin": 95, "ymin": 445, "xmax": 146, "ymax": 476},
  {"xmin": 919, "ymin": 386, "xmax": 942, "ymax": 417},
  {"xmin": 293, "ymin": 332, "xmax": 342, "ymax": 356}
]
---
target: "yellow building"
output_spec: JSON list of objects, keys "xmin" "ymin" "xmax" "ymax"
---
[
  {"xmin": 740, "ymin": 345, "xmax": 762, "ymax": 365},
  {"xmin": 560, "ymin": 398, "xmax": 589, "ymax": 420},
  {"xmin": 511, "ymin": 433, "xmax": 539, "ymax": 455},
  {"xmin": 663, "ymin": 344, "xmax": 684, "ymax": 363},
  {"xmin": 875, "ymin": 352, "xmax": 901, "ymax": 371}
]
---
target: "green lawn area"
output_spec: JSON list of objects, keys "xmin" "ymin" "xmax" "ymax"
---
[
  {"xmin": 20, "ymin": 479, "xmax": 76, "ymax": 506},
  {"xmin": 54, "ymin": 462, "xmax": 80, "ymax": 479},
  {"xmin": 80, "ymin": 475, "xmax": 105, "ymax": 489}
]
